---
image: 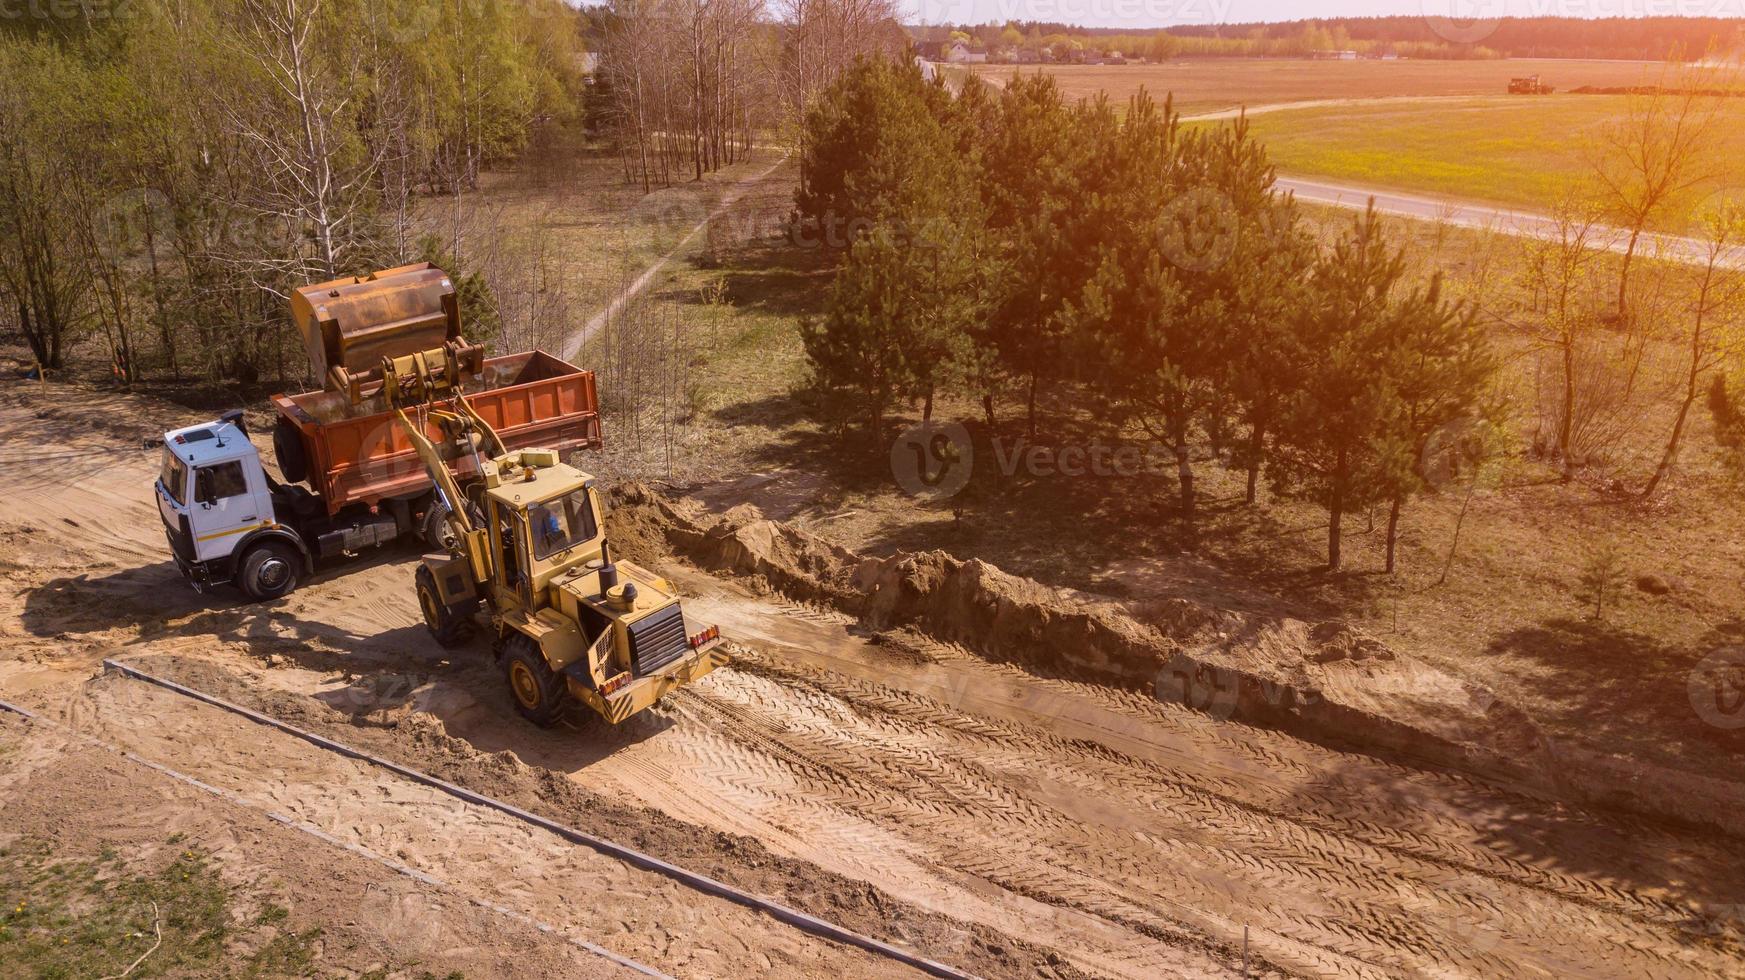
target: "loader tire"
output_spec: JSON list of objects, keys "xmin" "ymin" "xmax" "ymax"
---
[
  {"xmin": 238, "ymin": 541, "xmax": 300, "ymax": 602},
  {"xmin": 415, "ymin": 565, "xmax": 474, "ymax": 649},
  {"xmin": 501, "ymin": 635, "xmax": 565, "ymax": 728},
  {"xmin": 272, "ymin": 418, "xmax": 309, "ymax": 484}
]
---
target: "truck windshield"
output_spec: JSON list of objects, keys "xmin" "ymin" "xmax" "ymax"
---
[
  {"xmin": 161, "ymin": 450, "xmax": 188, "ymax": 506},
  {"xmin": 529, "ymin": 489, "xmax": 596, "ymax": 561}
]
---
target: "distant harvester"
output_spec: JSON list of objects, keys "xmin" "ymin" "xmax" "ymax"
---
[{"xmin": 1509, "ymin": 75, "xmax": 1555, "ymax": 95}]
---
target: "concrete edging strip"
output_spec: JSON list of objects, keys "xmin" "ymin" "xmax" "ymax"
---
[
  {"xmin": 99, "ymin": 658, "xmax": 977, "ymax": 980},
  {"xmin": 0, "ymin": 692, "xmax": 670, "ymax": 979}
]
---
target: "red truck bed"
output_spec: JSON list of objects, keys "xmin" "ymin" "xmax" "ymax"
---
[{"xmin": 272, "ymin": 350, "xmax": 602, "ymax": 515}]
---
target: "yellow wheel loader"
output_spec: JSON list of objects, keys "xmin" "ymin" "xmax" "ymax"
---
[{"xmin": 385, "ymin": 349, "xmax": 726, "ymax": 727}]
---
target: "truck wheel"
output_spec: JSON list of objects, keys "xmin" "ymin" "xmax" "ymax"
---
[
  {"xmin": 238, "ymin": 542, "xmax": 300, "ymax": 601},
  {"xmin": 415, "ymin": 565, "xmax": 474, "ymax": 648},
  {"xmin": 421, "ymin": 499, "xmax": 481, "ymax": 551},
  {"xmin": 421, "ymin": 502, "xmax": 456, "ymax": 551},
  {"xmin": 272, "ymin": 418, "xmax": 309, "ymax": 484},
  {"xmin": 501, "ymin": 634, "xmax": 565, "ymax": 728}
]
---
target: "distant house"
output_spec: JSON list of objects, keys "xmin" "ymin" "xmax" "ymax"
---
[
  {"xmin": 1311, "ymin": 49, "xmax": 1359, "ymax": 61},
  {"xmin": 941, "ymin": 41, "xmax": 987, "ymax": 64},
  {"xmin": 1082, "ymin": 49, "xmax": 1105, "ymax": 65},
  {"xmin": 1015, "ymin": 47, "xmax": 1041, "ymax": 64}
]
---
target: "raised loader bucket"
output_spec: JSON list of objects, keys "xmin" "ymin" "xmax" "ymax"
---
[{"xmin": 290, "ymin": 263, "xmax": 464, "ymax": 394}]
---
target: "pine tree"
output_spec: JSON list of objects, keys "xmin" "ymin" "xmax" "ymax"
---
[
  {"xmin": 798, "ymin": 57, "xmax": 988, "ymax": 444},
  {"xmin": 796, "ymin": 59, "xmax": 949, "ymax": 249},
  {"xmin": 1204, "ymin": 118, "xmax": 1317, "ymax": 506},
  {"xmin": 1375, "ymin": 274, "xmax": 1493, "ymax": 573},
  {"xmin": 1272, "ymin": 206, "xmax": 1409, "ymax": 572},
  {"xmin": 978, "ymin": 73, "xmax": 1095, "ymax": 437},
  {"xmin": 1065, "ymin": 99, "xmax": 1303, "ymax": 521}
]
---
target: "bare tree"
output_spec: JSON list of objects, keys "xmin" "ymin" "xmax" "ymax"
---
[
  {"xmin": 1513, "ymin": 196, "xmax": 1607, "ymax": 480},
  {"xmin": 1643, "ymin": 204, "xmax": 1745, "ymax": 496},
  {"xmin": 222, "ymin": 0, "xmax": 386, "ymax": 284},
  {"xmin": 601, "ymin": 0, "xmax": 773, "ymax": 193},
  {"xmin": 774, "ymin": 0, "xmax": 901, "ymax": 193},
  {"xmin": 1585, "ymin": 59, "xmax": 1734, "ymax": 320}
]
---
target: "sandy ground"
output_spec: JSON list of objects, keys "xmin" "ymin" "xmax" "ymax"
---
[
  {"xmin": 0, "ymin": 712, "xmax": 650, "ymax": 979},
  {"xmin": 3, "ymin": 382, "xmax": 1745, "ymax": 978}
]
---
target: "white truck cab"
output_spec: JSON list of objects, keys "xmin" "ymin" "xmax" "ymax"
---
[
  {"xmin": 156, "ymin": 412, "xmax": 310, "ymax": 599},
  {"xmin": 156, "ymin": 410, "xmax": 423, "ymax": 601}
]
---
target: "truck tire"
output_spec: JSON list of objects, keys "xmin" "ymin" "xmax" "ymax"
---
[
  {"xmin": 273, "ymin": 418, "xmax": 309, "ymax": 484},
  {"xmin": 238, "ymin": 541, "xmax": 300, "ymax": 601},
  {"xmin": 500, "ymin": 634, "xmax": 565, "ymax": 727},
  {"xmin": 415, "ymin": 565, "xmax": 474, "ymax": 648},
  {"xmin": 421, "ymin": 502, "xmax": 456, "ymax": 551},
  {"xmin": 422, "ymin": 498, "xmax": 483, "ymax": 551}
]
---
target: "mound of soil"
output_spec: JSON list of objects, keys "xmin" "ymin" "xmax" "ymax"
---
[
  {"xmin": 611, "ymin": 487, "xmax": 1535, "ymax": 759},
  {"xmin": 610, "ymin": 484, "xmax": 1745, "ymax": 833}
]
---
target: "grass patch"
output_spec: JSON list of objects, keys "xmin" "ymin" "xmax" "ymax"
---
[
  {"xmin": 0, "ymin": 838, "xmax": 320, "ymax": 979},
  {"xmin": 1236, "ymin": 96, "xmax": 1745, "ymax": 224}
]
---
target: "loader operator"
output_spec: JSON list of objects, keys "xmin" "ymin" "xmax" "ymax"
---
[{"xmin": 534, "ymin": 505, "xmax": 564, "ymax": 553}]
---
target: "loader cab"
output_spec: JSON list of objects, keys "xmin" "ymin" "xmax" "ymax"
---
[
  {"xmin": 480, "ymin": 454, "xmax": 605, "ymax": 612},
  {"xmin": 156, "ymin": 419, "xmax": 274, "ymax": 569}
]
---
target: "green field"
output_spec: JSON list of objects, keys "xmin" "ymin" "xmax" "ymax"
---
[
  {"xmin": 967, "ymin": 57, "xmax": 1672, "ymax": 115},
  {"xmin": 1237, "ymin": 95, "xmax": 1745, "ymax": 220}
]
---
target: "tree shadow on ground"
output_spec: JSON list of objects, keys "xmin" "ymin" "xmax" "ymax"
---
[
  {"xmin": 1485, "ymin": 616, "xmax": 1745, "ymax": 766},
  {"xmin": 1275, "ymin": 749, "xmax": 1745, "ymax": 918},
  {"xmin": 20, "ymin": 545, "xmax": 438, "ymax": 664},
  {"xmin": 715, "ymin": 399, "xmax": 1394, "ymax": 618}
]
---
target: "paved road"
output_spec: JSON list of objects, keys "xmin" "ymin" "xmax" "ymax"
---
[{"xmin": 1272, "ymin": 176, "xmax": 1735, "ymax": 268}]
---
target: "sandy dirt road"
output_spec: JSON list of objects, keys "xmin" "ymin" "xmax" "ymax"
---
[{"xmin": 3, "ymin": 384, "xmax": 1744, "ymax": 979}]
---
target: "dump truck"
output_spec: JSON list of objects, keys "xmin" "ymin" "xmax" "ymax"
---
[{"xmin": 154, "ymin": 264, "xmax": 601, "ymax": 600}]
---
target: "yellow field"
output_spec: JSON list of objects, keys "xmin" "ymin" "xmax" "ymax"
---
[{"xmin": 966, "ymin": 57, "xmax": 1673, "ymax": 115}]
